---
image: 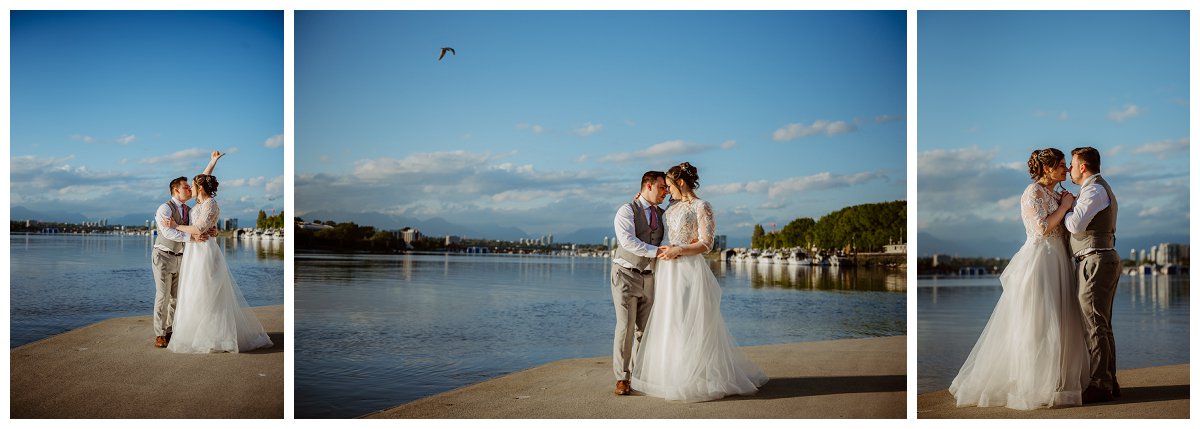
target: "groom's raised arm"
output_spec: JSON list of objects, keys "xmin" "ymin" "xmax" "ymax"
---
[{"xmin": 613, "ymin": 204, "xmax": 658, "ymax": 258}]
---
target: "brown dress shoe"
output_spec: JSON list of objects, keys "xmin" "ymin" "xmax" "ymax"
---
[
  {"xmin": 1082, "ymin": 386, "xmax": 1114, "ymax": 404},
  {"xmin": 614, "ymin": 380, "xmax": 631, "ymax": 395},
  {"xmin": 155, "ymin": 336, "xmax": 168, "ymax": 348}
]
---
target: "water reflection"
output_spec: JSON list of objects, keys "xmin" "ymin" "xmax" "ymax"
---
[
  {"xmin": 296, "ymin": 252, "xmax": 907, "ymax": 418},
  {"xmin": 726, "ymin": 259, "xmax": 906, "ymax": 292}
]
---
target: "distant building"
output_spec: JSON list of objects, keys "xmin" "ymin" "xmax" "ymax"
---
[
  {"xmin": 222, "ymin": 218, "xmax": 239, "ymax": 231},
  {"xmin": 446, "ymin": 235, "xmax": 462, "ymax": 245},
  {"xmin": 885, "ymin": 243, "xmax": 907, "ymax": 254},
  {"xmin": 1153, "ymin": 243, "xmax": 1189, "ymax": 265},
  {"xmin": 400, "ymin": 227, "xmax": 421, "ymax": 244},
  {"xmin": 932, "ymin": 254, "xmax": 942, "ymax": 267},
  {"xmin": 714, "ymin": 235, "xmax": 727, "ymax": 251}
]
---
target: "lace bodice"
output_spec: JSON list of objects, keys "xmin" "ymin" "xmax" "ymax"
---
[
  {"xmin": 190, "ymin": 198, "xmax": 221, "ymax": 232},
  {"xmin": 1020, "ymin": 183, "xmax": 1063, "ymax": 239},
  {"xmin": 664, "ymin": 198, "xmax": 715, "ymax": 251}
]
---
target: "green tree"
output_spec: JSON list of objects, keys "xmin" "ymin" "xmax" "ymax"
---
[{"xmin": 751, "ymin": 224, "xmax": 765, "ymax": 249}]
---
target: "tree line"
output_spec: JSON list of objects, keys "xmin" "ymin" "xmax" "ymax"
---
[
  {"xmin": 751, "ymin": 200, "xmax": 905, "ymax": 253},
  {"xmin": 257, "ymin": 210, "xmax": 285, "ymax": 229}
]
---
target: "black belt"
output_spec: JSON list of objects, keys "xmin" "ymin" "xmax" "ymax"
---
[
  {"xmin": 158, "ymin": 249, "xmax": 184, "ymax": 256},
  {"xmin": 623, "ymin": 266, "xmax": 653, "ymax": 275},
  {"xmin": 1074, "ymin": 249, "xmax": 1115, "ymax": 262}
]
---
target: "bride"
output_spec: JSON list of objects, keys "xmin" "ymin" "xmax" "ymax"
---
[
  {"xmin": 949, "ymin": 148, "xmax": 1089, "ymax": 409},
  {"xmin": 167, "ymin": 151, "xmax": 274, "ymax": 353},
  {"xmin": 631, "ymin": 162, "xmax": 768, "ymax": 402}
]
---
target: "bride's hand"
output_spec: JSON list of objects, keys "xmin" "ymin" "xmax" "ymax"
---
[
  {"xmin": 211, "ymin": 150, "xmax": 224, "ymax": 161},
  {"xmin": 1060, "ymin": 190, "xmax": 1076, "ymax": 208}
]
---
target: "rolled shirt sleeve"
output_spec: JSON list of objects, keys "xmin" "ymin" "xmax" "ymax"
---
[
  {"xmin": 613, "ymin": 203, "xmax": 659, "ymax": 258},
  {"xmin": 1064, "ymin": 183, "xmax": 1109, "ymax": 234},
  {"xmin": 155, "ymin": 202, "xmax": 191, "ymax": 242}
]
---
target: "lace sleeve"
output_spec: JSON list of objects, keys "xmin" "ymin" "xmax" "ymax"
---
[
  {"xmin": 696, "ymin": 200, "xmax": 715, "ymax": 251},
  {"xmin": 1019, "ymin": 185, "xmax": 1052, "ymax": 237},
  {"xmin": 192, "ymin": 200, "xmax": 221, "ymax": 232}
]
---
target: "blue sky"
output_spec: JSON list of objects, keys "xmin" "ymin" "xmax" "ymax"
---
[
  {"xmin": 918, "ymin": 11, "xmax": 1190, "ymax": 256},
  {"xmin": 10, "ymin": 11, "xmax": 284, "ymax": 223},
  {"xmin": 296, "ymin": 11, "xmax": 907, "ymax": 241}
]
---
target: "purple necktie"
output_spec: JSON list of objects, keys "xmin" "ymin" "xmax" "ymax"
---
[
  {"xmin": 181, "ymin": 203, "xmax": 189, "ymax": 223},
  {"xmin": 648, "ymin": 207, "xmax": 658, "ymax": 231}
]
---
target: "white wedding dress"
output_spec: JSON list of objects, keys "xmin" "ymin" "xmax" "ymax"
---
[
  {"xmin": 631, "ymin": 198, "xmax": 768, "ymax": 402},
  {"xmin": 168, "ymin": 198, "xmax": 273, "ymax": 353},
  {"xmin": 949, "ymin": 183, "xmax": 1089, "ymax": 409}
]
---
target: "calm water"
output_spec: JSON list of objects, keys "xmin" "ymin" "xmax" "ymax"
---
[
  {"xmin": 10, "ymin": 234, "xmax": 285, "ymax": 348},
  {"xmin": 295, "ymin": 253, "xmax": 906, "ymax": 418},
  {"xmin": 917, "ymin": 274, "xmax": 1190, "ymax": 394}
]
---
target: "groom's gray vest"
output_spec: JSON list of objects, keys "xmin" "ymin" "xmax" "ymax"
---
[
  {"xmin": 155, "ymin": 200, "xmax": 189, "ymax": 253},
  {"xmin": 614, "ymin": 201, "xmax": 665, "ymax": 271},
  {"xmin": 1070, "ymin": 175, "xmax": 1117, "ymax": 254}
]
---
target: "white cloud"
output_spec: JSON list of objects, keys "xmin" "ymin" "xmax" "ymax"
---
[
  {"xmin": 1132, "ymin": 138, "xmax": 1188, "ymax": 159},
  {"xmin": 116, "ymin": 134, "xmax": 137, "ymax": 145},
  {"xmin": 139, "ymin": 148, "xmax": 208, "ymax": 165},
  {"xmin": 264, "ymin": 134, "xmax": 284, "ymax": 148},
  {"xmin": 516, "ymin": 123, "xmax": 545, "ymax": 135},
  {"xmin": 598, "ymin": 140, "xmax": 714, "ymax": 163},
  {"xmin": 71, "ymin": 134, "xmax": 96, "ymax": 144},
  {"xmin": 758, "ymin": 201, "xmax": 787, "ymax": 210},
  {"xmin": 772, "ymin": 120, "xmax": 857, "ymax": 141},
  {"xmin": 745, "ymin": 180, "xmax": 770, "ymax": 193},
  {"xmin": 767, "ymin": 171, "xmax": 886, "ymax": 198},
  {"xmin": 352, "ymin": 150, "xmax": 494, "ymax": 182},
  {"xmin": 1059, "ymin": 111, "xmax": 1069, "ymax": 121},
  {"xmin": 1107, "ymin": 104, "xmax": 1143, "ymax": 122},
  {"xmin": 575, "ymin": 122, "xmax": 603, "ymax": 137},
  {"xmin": 1138, "ymin": 206, "xmax": 1163, "ymax": 217},
  {"xmin": 720, "ymin": 140, "xmax": 737, "ymax": 150},
  {"xmin": 875, "ymin": 114, "xmax": 905, "ymax": 123},
  {"xmin": 704, "ymin": 180, "xmax": 769, "ymax": 196}
]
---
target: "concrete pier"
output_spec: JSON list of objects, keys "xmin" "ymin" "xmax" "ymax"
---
[
  {"xmin": 917, "ymin": 364, "xmax": 1189, "ymax": 418},
  {"xmin": 10, "ymin": 305, "xmax": 284, "ymax": 419},
  {"xmin": 367, "ymin": 336, "xmax": 906, "ymax": 418}
]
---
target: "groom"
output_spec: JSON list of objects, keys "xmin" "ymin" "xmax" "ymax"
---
[
  {"xmin": 609, "ymin": 171, "xmax": 669, "ymax": 395},
  {"xmin": 151, "ymin": 175, "xmax": 214, "ymax": 348},
  {"xmin": 1064, "ymin": 146, "xmax": 1121, "ymax": 403}
]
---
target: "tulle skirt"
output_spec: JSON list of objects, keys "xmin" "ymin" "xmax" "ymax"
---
[
  {"xmin": 949, "ymin": 236, "xmax": 1089, "ymax": 409},
  {"xmin": 168, "ymin": 240, "xmax": 273, "ymax": 353},
  {"xmin": 631, "ymin": 254, "xmax": 768, "ymax": 402}
]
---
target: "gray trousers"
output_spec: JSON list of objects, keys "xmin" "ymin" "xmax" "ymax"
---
[
  {"xmin": 1077, "ymin": 250, "xmax": 1122, "ymax": 391},
  {"xmin": 611, "ymin": 264, "xmax": 654, "ymax": 381},
  {"xmin": 151, "ymin": 249, "xmax": 182, "ymax": 337}
]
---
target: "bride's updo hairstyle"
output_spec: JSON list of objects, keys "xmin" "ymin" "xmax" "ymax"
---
[
  {"xmin": 666, "ymin": 162, "xmax": 700, "ymax": 190},
  {"xmin": 193, "ymin": 174, "xmax": 219, "ymax": 198},
  {"xmin": 1027, "ymin": 148, "xmax": 1064, "ymax": 182}
]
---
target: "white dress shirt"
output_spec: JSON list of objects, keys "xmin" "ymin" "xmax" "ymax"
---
[
  {"xmin": 154, "ymin": 198, "xmax": 191, "ymax": 252},
  {"xmin": 1064, "ymin": 174, "xmax": 1113, "ymax": 256},
  {"xmin": 612, "ymin": 196, "xmax": 660, "ymax": 269}
]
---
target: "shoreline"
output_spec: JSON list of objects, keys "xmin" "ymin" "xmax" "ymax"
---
[
  {"xmin": 10, "ymin": 305, "xmax": 284, "ymax": 419},
  {"xmin": 365, "ymin": 336, "xmax": 906, "ymax": 419}
]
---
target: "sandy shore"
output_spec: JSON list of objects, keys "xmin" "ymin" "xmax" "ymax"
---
[
  {"xmin": 10, "ymin": 305, "xmax": 284, "ymax": 419},
  {"xmin": 367, "ymin": 335, "xmax": 906, "ymax": 418},
  {"xmin": 917, "ymin": 364, "xmax": 1190, "ymax": 418}
]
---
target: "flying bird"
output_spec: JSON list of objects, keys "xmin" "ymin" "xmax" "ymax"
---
[{"xmin": 438, "ymin": 47, "xmax": 455, "ymax": 61}]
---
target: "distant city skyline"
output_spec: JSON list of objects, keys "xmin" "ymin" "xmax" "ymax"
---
[
  {"xmin": 10, "ymin": 11, "xmax": 284, "ymax": 224},
  {"xmin": 296, "ymin": 11, "xmax": 907, "ymax": 243},
  {"xmin": 918, "ymin": 11, "xmax": 1189, "ymax": 257}
]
